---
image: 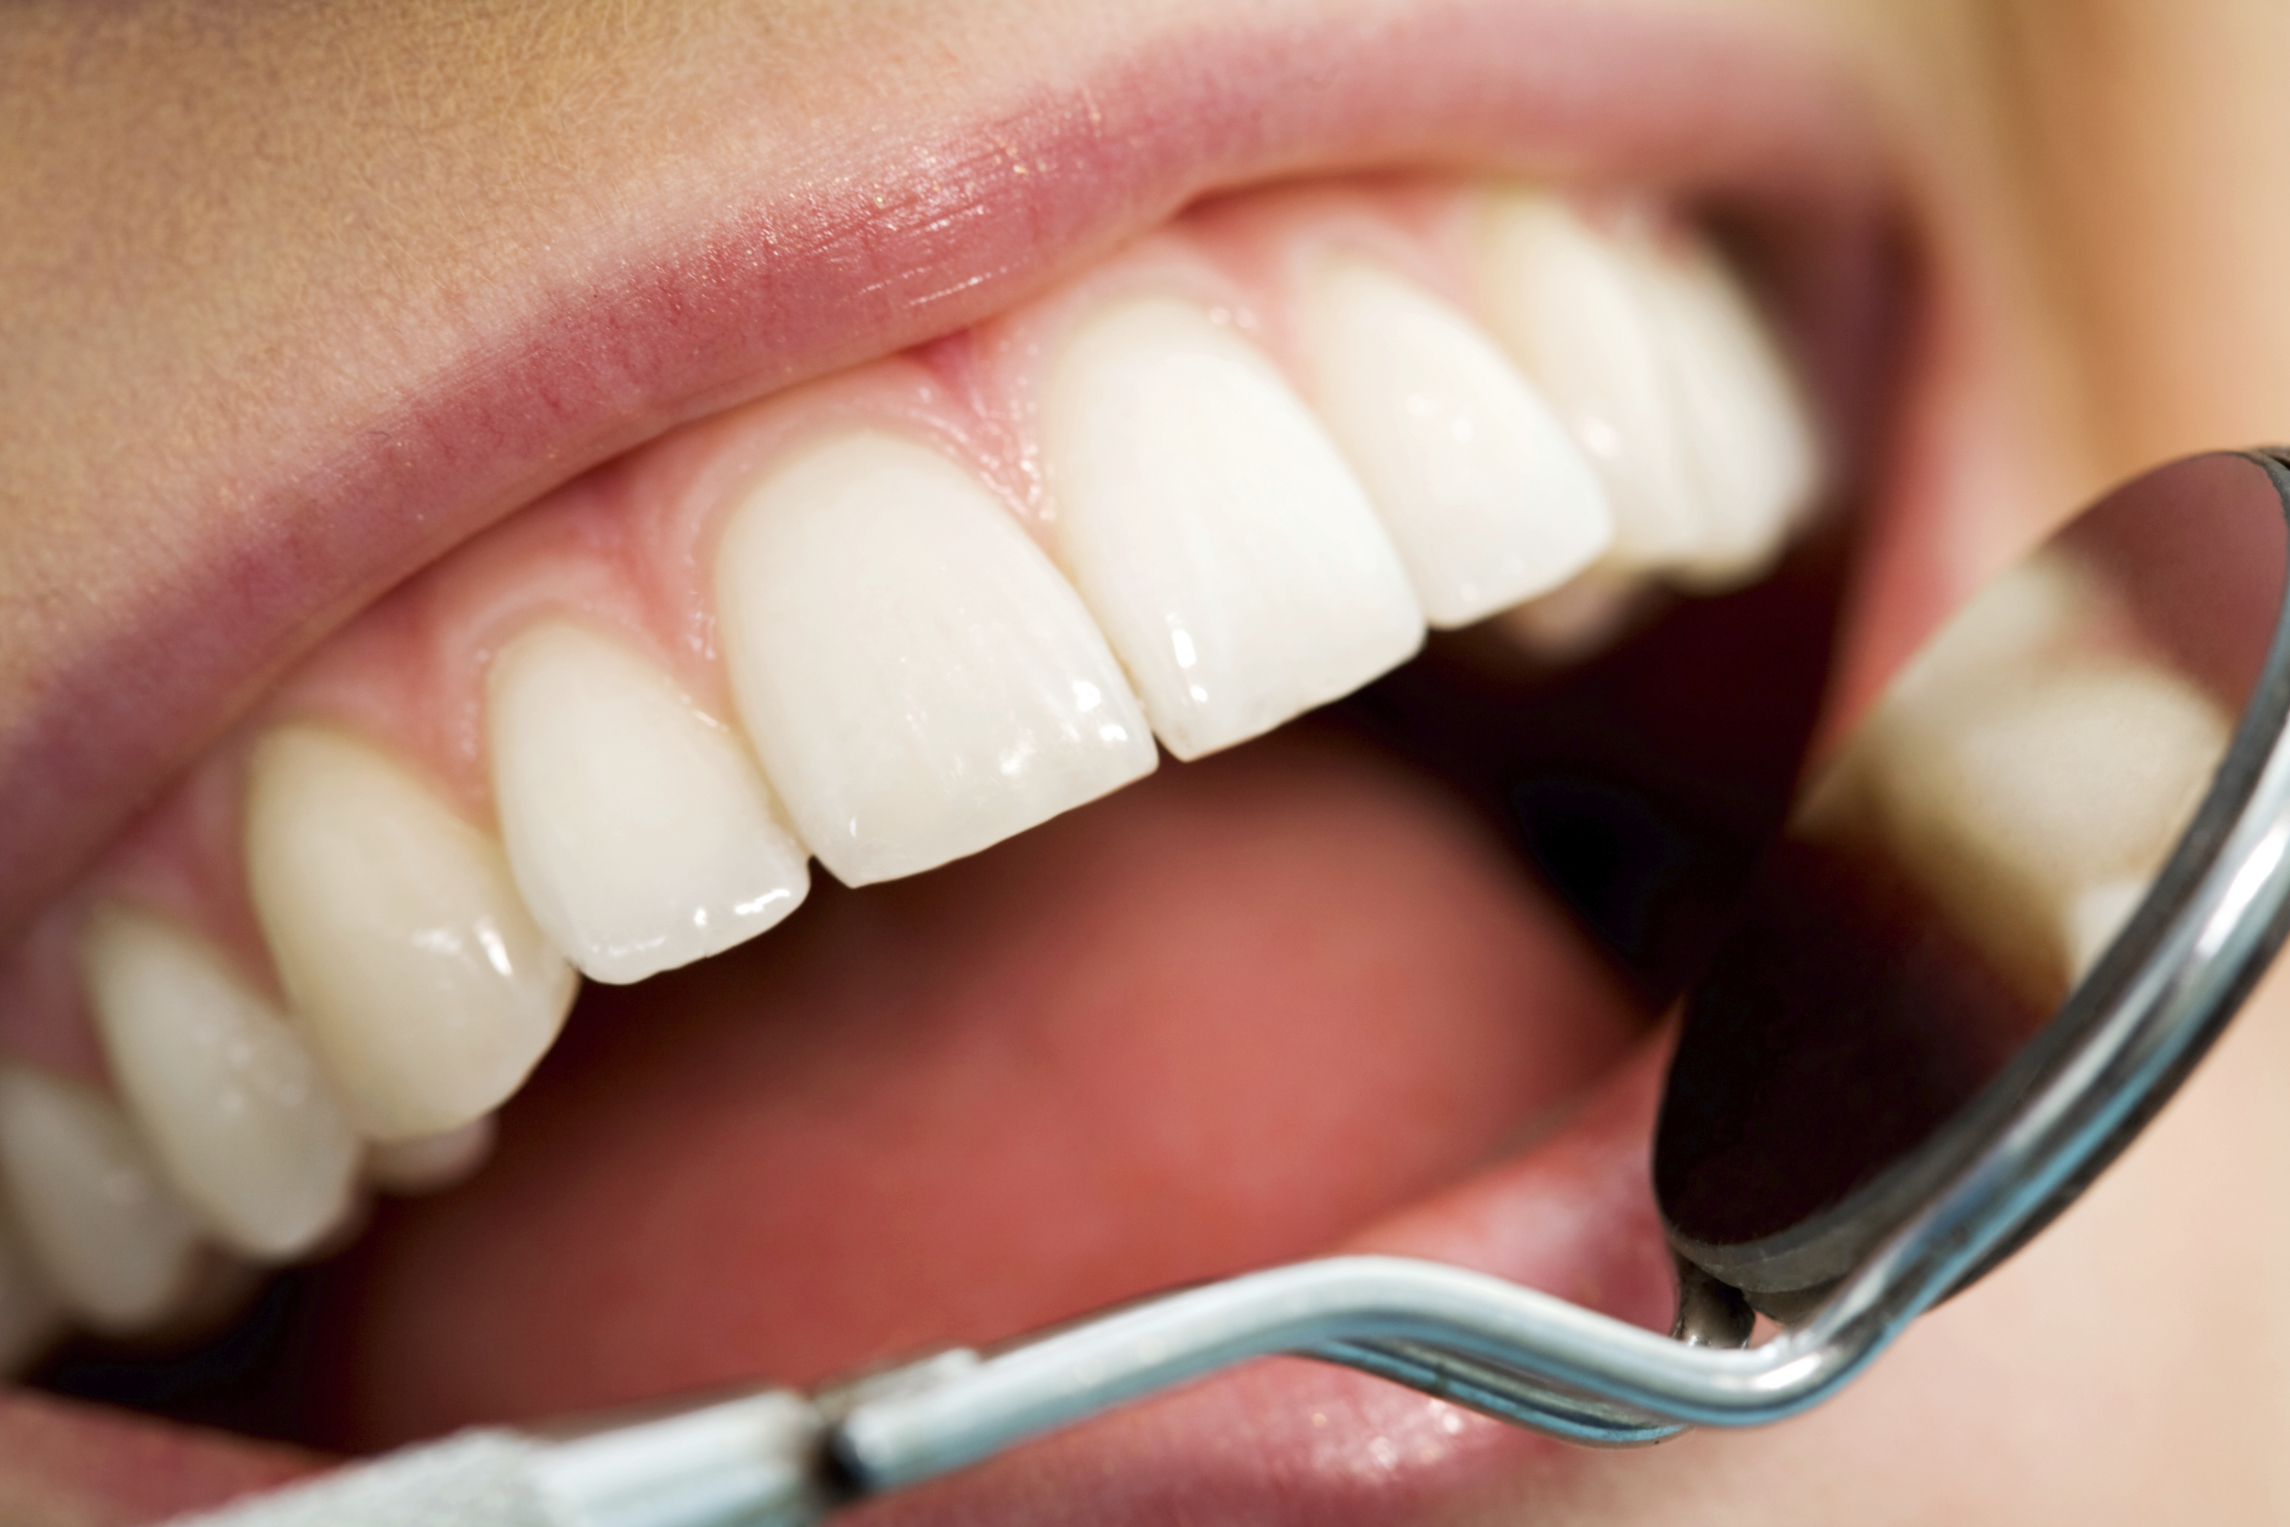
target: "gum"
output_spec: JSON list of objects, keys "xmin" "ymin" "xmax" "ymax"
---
[{"xmin": 0, "ymin": 174, "xmax": 1530, "ymax": 1081}]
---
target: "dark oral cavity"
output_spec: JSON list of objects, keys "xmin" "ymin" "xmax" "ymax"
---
[{"xmin": 0, "ymin": 11, "xmax": 1913, "ymax": 1525}]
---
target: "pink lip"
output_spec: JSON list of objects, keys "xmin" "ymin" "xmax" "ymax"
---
[
  {"xmin": 0, "ymin": 5, "xmax": 1929, "ymax": 1522},
  {"xmin": 0, "ymin": 0, "xmax": 1889, "ymax": 944}
]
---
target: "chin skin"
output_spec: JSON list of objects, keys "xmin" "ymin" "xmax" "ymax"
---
[{"xmin": 5, "ymin": 1, "xmax": 2290, "ymax": 1524}]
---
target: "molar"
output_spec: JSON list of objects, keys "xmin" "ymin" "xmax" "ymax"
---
[
  {"xmin": 0, "ymin": 1064, "xmax": 202, "ymax": 1335},
  {"xmin": 1299, "ymin": 257, "xmax": 1612, "ymax": 627},
  {"xmin": 716, "ymin": 430, "xmax": 1157, "ymax": 887},
  {"xmin": 243, "ymin": 726, "xmax": 578, "ymax": 1141},
  {"xmin": 488, "ymin": 620, "xmax": 811, "ymax": 984},
  {"xmin": 77, "ymin": 904, "xmax": 360, "ymax": 1259},
  {"xmin": 1041, "ymin": 295, "xmax": 1425, "ymax": 758}
]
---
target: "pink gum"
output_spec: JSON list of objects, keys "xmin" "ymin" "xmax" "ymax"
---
[{"xmin": 0, "ymin": 174, "xmax": 1593, "ymax": 1082}]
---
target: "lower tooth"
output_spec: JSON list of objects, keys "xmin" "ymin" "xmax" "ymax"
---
[
  {"xmin": 1042, "ymin": 296, "xmax": 1424, "ymax": 758},
  {"xmin": 1848, "ymin": 659, "xmax": 2230, "ymax": 997},
  {"xmin": 244, "ymin": 725, "xmax": 578, "ymax": 1142},
  {"xmin": 1300, "ymin": 257, "xmax": 1611, "ymax": 627},
  {"xmin": 78, "ymin": 904, "xmax": 360, "ymax": 1259},
  {"xmin": 365, "ymin": 1114, "xmax": 496, "ymax": 1196},
  {"xmin": 717, "ymin": 430, "xmax": 1158, "ymax": 887},
  {"xmin": 0, "ymin": 1064, "xmax": 201, "ymax": 1334},
  {"xmin": 488, "ymin": 620, "xmax": 811, "ymax": 983}
]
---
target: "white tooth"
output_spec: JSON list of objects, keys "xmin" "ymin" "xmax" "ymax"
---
[
  {"xmin": 1858, "ymin": 661, "xmax": 2230, "ymax": 995},
  {"xmin": 1634, "ymin": 233, "xmax": 1822, "ymax": 588},
  {"xmin": 78, "ymin": 905, "xmax": 360, "ymax": 1259},
  {"xmin": 1042, "ymin": 296, "xmax": 1424, "ymax": 758},
  {"xmin": 0, "ymin": 1064, "xmax": 201, "ymax": 1334},
  {"xmin": 1479, "ymin": 192, "xmax": 1710, "ymax": 567},
  {"xmin": 366, "ymin": 1115, "xmax": 495, "ymax": 1196},
  {"xmin": 1491, "ymin": 565, "xmax": 1659, "ymax": 663},
  {"xmin": 2063, "ymin": 877, "xmax": 2147, "ymax": 983},
  {"xmin": 0, "ymin": 1209, "xmax": 64, "ymax": 1372},
  {"xmin": 718, "ymin": 430, "xmax": 1157, "ymax": 886},
  {"xmin": 1301, "ymin": 258, "xmax": 1611, "ymax": 627},
  {"xmin": 489, "ymin": 621, "xmax": 811, "ymax": 984},
  {"xmin": 244, "ymin": 726, "xmax": 578, "ymax": 1142}
]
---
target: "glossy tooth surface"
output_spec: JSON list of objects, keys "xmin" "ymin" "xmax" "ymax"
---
[
  {"xmin": 245, "ymin": 726, "xmax": 578, "ymax": 1141},
  {"xmin": 1478, "ymin": 192, "xmax": 1818, "ymax": 587},
  {"xmin": 1044, "ymin": 296, "xmax": 1424, "ymax": 758},
  {"xmin": 1479, "ymin": 192, "xmax": 1706, "ymax": 566},
  {"xmin": 489, "ymin": 621, "xmax": 811, "ymax": 984},
  {"xmin": 1851, "ymin": 661, "xmax": 2230, "ymax": 997},
  {"xmin": 1302, "ymin": 258, "xmax": 1611, "ymax": 626},
  {"xmin": 718, "ymin": 431, "xmax": 1156, "ymax": 886},
  {"xmin": 78, "ymin": 905, "xmax": 359, "ymax": 1258},
  {"xmin": 0, "ymin": 1065, "xmax": 201, "ymax": 1333},
  {"xmin": 366, "ymin": 1115, "xmax": 496, "ymax": 1196},
  {"xmin": 1639, "ymin": 231, "xmax": 1822, "ymax": 587}
]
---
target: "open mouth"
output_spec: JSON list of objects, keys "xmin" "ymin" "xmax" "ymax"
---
[{"xmin": 0, "ymin": 5, "xmax": 2048, "ymax": 1522}]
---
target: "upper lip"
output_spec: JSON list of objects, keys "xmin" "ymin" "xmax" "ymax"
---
[{"xmin": 0, "ymin": 0, "xmax": 1893, "ymax": 947}]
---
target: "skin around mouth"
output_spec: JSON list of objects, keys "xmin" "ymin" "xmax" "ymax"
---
[{"xmin": 10, "ymin": 3, "xmax": 2290, "ymax": 1526}]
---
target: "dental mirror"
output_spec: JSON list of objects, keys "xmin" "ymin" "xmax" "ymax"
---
[
  {"xmin": 1656, "ymin": 449, "xmax": 2290, "ymax": 1322},
  {"xmin": 165, "ymin": 453, "xmax": 2290, "ymax": 1526}
]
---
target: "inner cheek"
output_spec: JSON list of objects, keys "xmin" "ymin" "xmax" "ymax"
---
[{"xmin": 316, "ymin": 731, "xmax": 1642, "ymax": 1447}]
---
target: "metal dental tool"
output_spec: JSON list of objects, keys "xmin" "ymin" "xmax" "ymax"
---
[{"xmin": 167, "ymin": 450, "xmax": 2290, "ymax": 1527}]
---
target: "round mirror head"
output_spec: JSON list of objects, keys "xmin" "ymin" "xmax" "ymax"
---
[{"xmin": 1654, "ymin": 452, "xmax": 2290, "ymax": 1320}]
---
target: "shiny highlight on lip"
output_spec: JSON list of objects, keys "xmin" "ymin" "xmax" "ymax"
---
[{"xmin": 0, "ymin": 1, "xmax": 1886, "ymax": 950}]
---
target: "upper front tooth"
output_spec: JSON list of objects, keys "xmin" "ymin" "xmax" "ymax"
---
[
  {"xmin": 1477, "ymin": 190, "xmax": 1818, "ymax": 588},
  {"xmin": 244, "ymin": 725, "xmax": 578, "ymax": 1141},
  {"xmin": 365, "ymin": 1114, "xmax": 495, "ymax": 1196},
  {"xmin": 1300, "ymin": 257, "xmax": 1612, "ymax": 627},
  {"xmin": 1042, "ymin": 295, "xmax": 1424, "ymax": 758},
  {"xmin": 716, "ymin": 430, "xmax": 1157, "ymax": 887},
  {"xmin": 77, "ymin": 904, "xmax": 360, "ymax": 1259},
  {"xmin": 0, "ymin": 1064, "xmax": 201, "ymax": 1334},
  {"xmin": 0, "ymin": 1209, "xmax": 62, "ymax": 1372},
  {"xmin": 488, "ymin": 620, "xmax": 811, "ymax": 983}
]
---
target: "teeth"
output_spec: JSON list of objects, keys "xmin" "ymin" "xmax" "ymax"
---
[
  {"xmin": 366, "ymin": 1115, "xmax": 495, "ymax": 1196},
  {"xmin": 0, "ymin": 1064, "xmax": 201, "ymax": 1334},
  {"xmin": 1042, "ymin": 296, "xmax": 1424, "ymax": 758},
  {"xmin": 717, "ymin": 430, "xmax": 1157, "ymax": 886},
  {"xmin": 1299, "ymin": 258, "xmax": 1611, "ymax": 627},
  {"xmin": 489, "ymin": 621, "xmax": 811, "ymax": 983},
  {"xmin": 1477, "ymin": 190, "xmax": 1818, "ymax": 589},
  {"xmin": 1847, "ymin": 659, "xmax": 2230, "ymax": 997},
  {"xmin": 244, "ymin": 726, "xmax": 578, "ymax": 1141},
  {"xmin": 1640, "ymin": 233, "xmax": 1822, "ymax": 587},
  {"xmin": 77, "ymin": 905, "xmax": 360, "ymax": 1258}
]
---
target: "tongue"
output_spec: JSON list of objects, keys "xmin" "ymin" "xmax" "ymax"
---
[{"xmin": 316, "ymin": 724, "xmax": 1659, "ymax": 1453}]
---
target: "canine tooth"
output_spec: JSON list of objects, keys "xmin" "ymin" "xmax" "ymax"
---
[
  {"xmin": 1479, "ymin": 192, "xmax": 1708, "ymax": 567},
  {"xmin": 78, "ymin": 905, "xmax": 360, "ymax": 1259},
  {"xmin": 1043, "ymin": 296, "xmax": 1423, "ymax": 757},
  {"xmin": 718, "ymin": 430, "xmax": 1156, "ymax": 886},
  {"xmin": 244, "ymin": 726, "xmax": 578, "ymax": 1142},
  {"xmin": 1300, "ymin": 258, "xmax": 1611, "ymax": 626},
  {"xmin": 489, "ymin": 621, "xmax": 811, "ymax": 983},
  {"xmin": 1853, "ymin": 661, "xmax": 2230, "ymax": 997},
  {"xmin": 0, "ymin": 1065, "xmax": 201, "ymax": 1333},
  {"xmin": 366, "ymin": 1115, "xmax": 495, "ymax": 1195}
]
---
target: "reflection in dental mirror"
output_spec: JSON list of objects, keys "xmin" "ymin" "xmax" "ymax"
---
[{"xmin": 1657, "ymin": 452, "xmax": 2290, "ymax": 1317}]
